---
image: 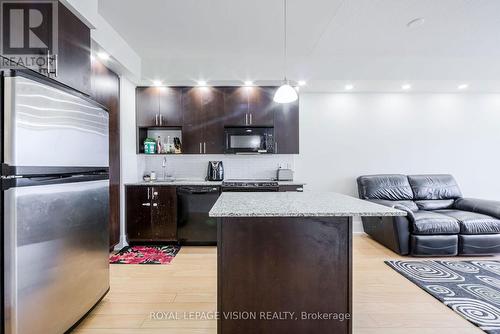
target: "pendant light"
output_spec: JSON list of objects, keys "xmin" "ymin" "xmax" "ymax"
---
[{"xmin": 273, "ymin": 0, "xmax": 298, "ymax": 104}]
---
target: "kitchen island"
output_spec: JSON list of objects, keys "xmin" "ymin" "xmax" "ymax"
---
[{"xmin": 209, "ymin": 191, "xmax": 405, "ymax": 334}]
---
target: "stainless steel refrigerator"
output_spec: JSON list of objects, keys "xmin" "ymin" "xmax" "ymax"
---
[{"xmin": 1, "ymin": 70, "xmax": 110, "ymax": 334}]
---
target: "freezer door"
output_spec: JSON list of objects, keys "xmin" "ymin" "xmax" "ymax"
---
[
  {"xmin": 3, "ymin": 75, "xmax": 109, "ymax": 168},
  {"xmin": 4, "ymin": 179, "xmax": 109, "ymax": 334}
]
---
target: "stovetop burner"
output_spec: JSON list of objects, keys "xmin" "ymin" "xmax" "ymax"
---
[{"xmin": 222, "ymin": 179, "xmax": 279, "ymax": 188}]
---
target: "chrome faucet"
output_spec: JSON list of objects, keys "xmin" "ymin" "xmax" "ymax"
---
[{"xmin": 162, "ymin": 156, "xmax": 167, "ymax": 180}]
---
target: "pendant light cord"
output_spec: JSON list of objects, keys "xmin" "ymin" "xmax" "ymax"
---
[{"xmin": 283, "ymin": 0, "xmax": 287, "ymax": 81}]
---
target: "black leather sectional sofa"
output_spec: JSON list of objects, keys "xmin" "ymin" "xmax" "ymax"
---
[{"xmin": 357, "ymin": 174, "xmax": 500, "ymax": 256}]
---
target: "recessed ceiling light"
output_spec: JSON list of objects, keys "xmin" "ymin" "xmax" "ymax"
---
[
  {"xmin": 97, "ymin": 52, "xmax": 110, "ymax": 61},
  {"xmin": 407, "ymin": 17, "xmax": 425, "ymax": 28},
  {"xmin": 402, "ymin": 84, "xmax": 412, "ymax": 90},
  {"xmin": 197, "ymin": 80, "xmax": 207, "ymax": 86},
  {"xmin": 345, "ymin": 84, "xmax": 354, "ymax": 91},
  {"xmin": 458, "ymin": 84, "xmax": 469, "ymax": 90},
  {"xmin": 153, "ymin": 80, "xmax": 163, "ymax": 86},
  {"xmin": 244, "ymin": 80, "xmax": 254, "ymax": 86},
  {"xmin": 297, "ymin": 80, "xmax": 306, "ymax": 86}
]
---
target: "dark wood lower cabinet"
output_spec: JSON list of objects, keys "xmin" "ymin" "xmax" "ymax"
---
[
  {"xmin": 218, "ymin": 216, "xmax": 352, "ymax": 334},
  {"xmin": 152, "ymin": 186, "xmax": 177, "ymax": 241},
  {"xmin": 126, "ymin": 185, "xmax": 177, "ymax": 242},
  {"xmin": 126, "ymin": 186, "xmax": 153, "ymax": 241}
]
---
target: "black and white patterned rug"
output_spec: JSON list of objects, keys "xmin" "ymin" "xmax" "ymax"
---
[{"xmin": 386, "ymin": 260, "xmax": 500, "ymax": 334}]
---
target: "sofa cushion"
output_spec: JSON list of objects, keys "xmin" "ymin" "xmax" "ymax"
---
[
  {"xmin": 410, "ymin": 210, "xmax": 460, "ymax": 235},
  {"xmin": 357, "ymin": 174, "xmax": 413, "ymax": 201},
  {"xmin": 415, "ymin": 199, "xmax": 455, "ymax": 211},
  {"xmin": 435, "ymin": 209, "xmax": 500, "ymax": 234},
  {"xmin": 408, "ymin": 174, "xmax": 462, "ymax": 200},
  {"xmin": 369, "ymin": 199, "xmax": 419, "ymax": 212}
]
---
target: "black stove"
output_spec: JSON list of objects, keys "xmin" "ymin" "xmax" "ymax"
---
[{"xmin": 222, "ymin": 179, "xmax": 279, "ymax": 192}]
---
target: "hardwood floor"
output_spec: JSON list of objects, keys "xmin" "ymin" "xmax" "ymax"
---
[{"xmin": 74, "ymin": 234, "xmax": 495, "ymax": 333}]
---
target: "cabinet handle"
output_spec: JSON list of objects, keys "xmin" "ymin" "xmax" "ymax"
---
[
  {"xmin": 142, "ymin": 203, "xmax": 151, "ymax": 207},
  {"xmin": 155, "ymin": 114, "xmax": 158, "ymax": 125},
  {"xmin": 152, "ymin": 203, "xmax": 158, "ymax": 207},
  {"xmin": 245, "ymin": 113, "xmax": 248, "ymax": 125},
  {"xmin": 46, "ymin": 50, "xmax": 50, "ymax": 75},
  {"xmin": 159, "ymin": 114, "xmax": 163, "ymax": 126},
  {"xmin": 153, "ymin": 191, "xmax": 158, "ymax": 196},
  {"xmin": 199, "ymin": 142, "xmax": 202, "ymax": 154},
  {"xmin": 249, "ymin": 113, "xmax": 252, "ymax": 125},
  {"xmin": 203, "ymin": 142, "xmax": 206, "ymax": 154},
  {"xmin": 147, "ymin": 187, "xmax": 150, "ymax": 200},
  {"xmin": 275, "ymin": 141, "xmax": 278, "ymax": 154},
  {"xmin": 53, "ymin": 53, "xmax": 58, "ymax": 77}
]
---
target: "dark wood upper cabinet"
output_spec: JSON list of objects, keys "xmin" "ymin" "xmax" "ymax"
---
[
  {"xmin": 151, "ymin": 186, "xmax": 177, "ymax": 241},
  {"xmin": 248, "ymin": 87, "xmax": 275, "ymax": 127},
  {"xmin": 126, "ymin": 186, "xmax": 153, "ymax": 241},
  {"xmin": 136, "ymin": 85, "xmax": 299, "ymax": 155},
  {"xmin": 160, "ymin": 87, "xmax": 183, "ymax": 126},
  {"xmin": 223, "ymin": 86, "xmax": 274, "ymax": 126},
  {"xmin": 56, "ymin": 3, "xmax": 91, "ymax": 95},
  {"xmin": 274, "ymin": 101, "xmax": 299, "ymax": 154},
  {"xmin": 182, "ymin": 87, "xmax": 204, "ymax": 153},
  {"xmin": 136, "ymin": 87, "xmax": 183, "ymax": 127},
  {"xmin": 202, "ymin": 87, "xmax": 225, "ymax": 153},
  {"xmin": 223, "ymin": 87, "xmax": 250, "ymax": 126},
  {"xmin": 136, "ymin": 87, "xmax": 160, "ymax": 127},
  {"xmin": 182, "ymin": 87, "xmax": 224, "ymax": 154}
]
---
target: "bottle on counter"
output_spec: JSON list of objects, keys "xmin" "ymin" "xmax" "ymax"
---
[
  {"xmin": 156, "ymin": 136, "xmax": 162, "ymax": 154},
  {"xmin": 144, "ymin": 138, "xmax": 156, "ymax": 154}
]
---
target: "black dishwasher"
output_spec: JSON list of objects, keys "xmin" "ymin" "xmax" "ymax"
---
[{"xmin": 177, "ymin": 186, "xmax": 220, "ymax": 245}]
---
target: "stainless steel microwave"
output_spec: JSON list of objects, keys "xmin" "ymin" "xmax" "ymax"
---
[{"xmin": 224, "ymin": 127, "xmax": 275, "ymax": 154}]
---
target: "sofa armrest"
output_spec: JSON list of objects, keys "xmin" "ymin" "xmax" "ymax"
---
[
  {"xmin": 454, "ymin": 198, "xmax": 500, "ymax": 219},
  {"xmin": 368, "ymin": 199, "xmax": 415, "ymax": 220},
  {"xmin": 393, "ymin": 204, "xmax": 415, "ymax": 221}
]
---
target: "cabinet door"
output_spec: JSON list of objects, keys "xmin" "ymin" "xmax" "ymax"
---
[
  {"xmin": 182, "ymin": 87, "xmax": 204, "ymax": 153},
  {"xmin": 274, "ymin": 101, "xmax": 299, "ymax": 154},
  {"xmin": 202, "ymin": 87, "xmax": 225, "ymax": 154},
  {"xmin": 223, "ymin": 87, "xmax": 249, "ymax": 126},
  {"xmin": 151, "ymin": 186, "xmax": 177, "ymax": 241},
  {"xmin": 136, "ymin": 87, "xmax": 160, "ymax": 127},
  {"xmin": 159, "ymin": 87, "xmax": 182, "ymax": 126},
  {"xmin": 56, "ymin": 3, "xmax": 91, "ymax": 95},
  {"xmin": 248, "ymin": 87, "xmax": 275, "ymax": 126},
  {"xmin": 126, "ymin": 186, "xmax": 152, "ymax": 241}
]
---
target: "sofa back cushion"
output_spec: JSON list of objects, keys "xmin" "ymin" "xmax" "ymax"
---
[
  {"xmin": 415, "ymin": 199, "xmax": 455, "ymax": 210},
  {"xmin": 357, "ymin": 174, "xmax": 414, "ymax": 200},
  {"xmin": 408, "ymin": 174, "xmax": 462, "ymax": 200}
]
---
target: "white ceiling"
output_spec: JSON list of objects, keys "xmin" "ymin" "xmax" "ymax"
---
[{"xmin": 98, "ymin": 0, "xmax": 500, "ymax": 92}]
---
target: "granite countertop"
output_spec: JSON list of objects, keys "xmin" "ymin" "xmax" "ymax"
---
[
  {"xmin": 125, "ymin": 179, "xmax": 306, "ymax": 186},
  {"xmin": 209, "ymin": 191, "xmax": 407, "ymax": 217}
]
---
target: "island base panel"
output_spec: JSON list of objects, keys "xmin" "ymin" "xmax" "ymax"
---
[{"xmin": 217, "ymin": 216, "xmax": 352, "ymax": 334}]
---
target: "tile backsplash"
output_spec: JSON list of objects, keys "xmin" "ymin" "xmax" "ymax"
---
[{"xmin": 143, "ymin": 154, "xmax": 295, "ymax": 180}]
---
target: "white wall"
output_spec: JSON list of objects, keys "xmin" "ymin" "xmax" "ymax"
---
[
  {"xmin": 118, "ymin": 77, "xmax": 144, "ymax": 248},
  {"xmin": 296, "ymin": 93, "xmax": 500, "ymax": 232}
]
